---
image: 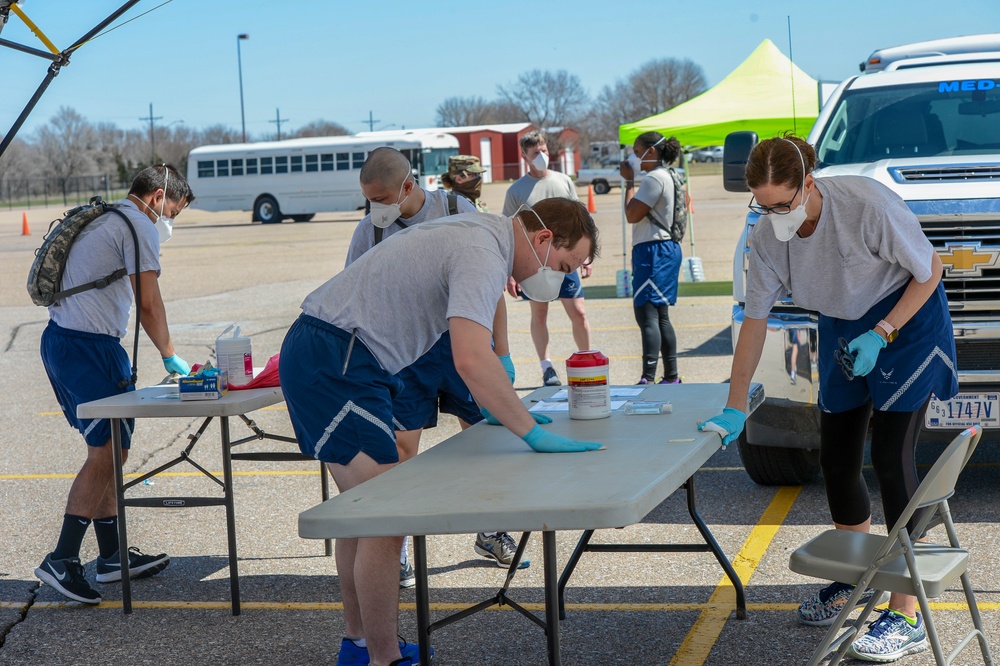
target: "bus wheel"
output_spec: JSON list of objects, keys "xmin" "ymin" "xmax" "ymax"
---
[
  {"xmin": 255, "ymin": 196, "xmax": 282, "ymax": 224},
  {"xmin": 290, "ymin": 214, "xmax": 315, "ymax": 222}
]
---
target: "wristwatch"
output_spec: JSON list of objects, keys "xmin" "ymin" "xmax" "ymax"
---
[{"xmin": 876, "ymin": 319, "xmax": 898, "ymax": 343}]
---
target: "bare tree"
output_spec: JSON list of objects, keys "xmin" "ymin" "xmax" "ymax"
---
[
  {"xmin": 290, "ymin": 120, "xmax": 349, "ymax": 138},
  {"xmin": 35, "ymin": 106, "xmax": 97, "ymax": 204},
  {"xmin": 435, "ymin": 96, "xmax": 530, "ymax": 127},
  {"xmin": 590, "ymin": 58, "xmax": 707, "ymax": 141},
  {"xmin": 497, "ymin": 70, "xmax": 589, "ymax": 130},
  {"xmin": 199, "ymin": 124, "xmax": 242, "ymax": 146},
  {"xmin": 0, "ymin": 136, "xmax": 38, "ymax": 202}
]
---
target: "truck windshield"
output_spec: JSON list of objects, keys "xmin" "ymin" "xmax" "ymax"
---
[
  {"xmin": 420, "ymin": 147, "xmax": 459, "ymax": 176},
  {"xmin": 814, "ymin": 80, "xmax": 1000, "ymax": 167}
]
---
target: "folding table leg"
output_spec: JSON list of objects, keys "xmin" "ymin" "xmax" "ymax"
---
[
  {"xmin": 543, "ymin": 531, "xmax": 561, "ymax": 666},
  {"xmin": 220, "ymin": 417, "xmax": 241, "ymax": 615},
  {"xmin": 111, "ymin": 417, "xmax": 132, "ymax": 614},
  {"xmin": 413, "ymin": 535, "xmax": 432, "ymax": 665},
  {"xmin": 685, "ymin": 476, "xmax": 746, "ymax": 619}
]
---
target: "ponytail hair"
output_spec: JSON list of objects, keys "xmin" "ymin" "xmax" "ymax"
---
[{"xmin": 636, "ymin": 131, "xmax": 681, "ymax": 166}]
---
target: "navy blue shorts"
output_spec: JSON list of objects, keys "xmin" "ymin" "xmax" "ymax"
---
[
  {"xmin": 632, "ymin": 240, "xmax": 682, "ymax": 307},
  {"xmin": 394, "ymin": 332, "xmax": 484, "ymax": 431},
  {"xmin": 819, "ymin": 282, "xmax": 958, "ymax": 413},
  {"xmin": 278, "ymin": 315, "xmax": 404, "ymax": 465},
  {"xmin": 519, "ymin": 270, "xmax": 583, "ymax": 301},
  {"xmin": 40, "ymin": 321, "xmax": 135, "ymax": 448}
]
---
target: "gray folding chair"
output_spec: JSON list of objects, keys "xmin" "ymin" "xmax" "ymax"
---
[{"xmin": 789, "ymin": 425, "xmax": 994, "ymax": 666}]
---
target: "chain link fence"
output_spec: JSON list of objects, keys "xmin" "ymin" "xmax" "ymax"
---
[{"xmin": 0, "ymin": 174, "xmax": 131, "ymax": 210}]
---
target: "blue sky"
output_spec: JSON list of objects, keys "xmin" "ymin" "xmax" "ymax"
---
[{"xmin": 1, "ymin": 0, "xmax": 996, "ymax": 140}]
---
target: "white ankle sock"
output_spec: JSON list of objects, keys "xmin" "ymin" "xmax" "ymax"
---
[{"xmin": 540, "ymin": 359, "xmax": 553, "ymax": 372}]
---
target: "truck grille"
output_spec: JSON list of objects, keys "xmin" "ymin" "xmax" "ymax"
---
[
  {"xmin": 920, "ymin": 218, "xmax": 1000, "ymax": 309},
  {"xmin": 955, "ymin": 339, "xmax": 1000, "ymax": 371},
  {"xmin": 894, "ymin": 165, "xmax": 1000, "ymax": 182}
]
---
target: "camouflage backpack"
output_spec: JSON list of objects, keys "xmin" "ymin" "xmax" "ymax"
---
[
  {"xmin": 27, "ymin": 196, "xmax": 138, "ymax": 306},
  {"xmin": 645, "ymin": 167, "xmax": 688, "ymax": 244}
]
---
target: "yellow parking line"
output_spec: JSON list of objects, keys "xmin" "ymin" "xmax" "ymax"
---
[
  {"xmin": 670, "ymin": 485, "xmax": 801, "ymax": 666},
  {"xmin": 0, "ymin": 470, "xmax": 320, "ymax": 480}
]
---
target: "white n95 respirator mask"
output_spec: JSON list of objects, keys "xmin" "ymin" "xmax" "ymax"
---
[{"xmin": 516, "ymin": 206, "xmax": 566, "ymax": 302}]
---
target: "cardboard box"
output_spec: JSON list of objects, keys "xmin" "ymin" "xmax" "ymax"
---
[{"xmin": 178, "ymin": 370, "xmax": 229, "ymax": 400}]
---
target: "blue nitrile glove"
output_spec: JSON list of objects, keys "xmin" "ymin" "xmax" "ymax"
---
[
  {"xmin": 698, "ymin": 407, "xmax": 747, "ymax": 449},
  {"xmin": 521, "ymin": 424, "xmax": 604, "ymax": 453},
  {"xmin": 481, "ymin": 407, "xmax": 552, "ymax": 426},
  {"xmin": 847, "ymin": 329, "xmax": 887, "ymax": 377},
  {"xmin": 498, "ymin": 354, "xmax": 516, "ymax": 384},
  {"xmin": 162, "ymin": 354, "xmax": 191, "ymax": 375}
]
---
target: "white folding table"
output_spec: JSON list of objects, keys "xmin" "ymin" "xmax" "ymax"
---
[
  {"xmin": 77, "ymin": 384, "xmax": 330, "ymax": 614},
  {"xmin": 299, "ymin": 383, "xmax": 763, "ymax": 665}
]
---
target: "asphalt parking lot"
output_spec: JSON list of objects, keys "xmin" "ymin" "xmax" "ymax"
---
[{"xmin": 0, "ymin": 176, "xmax": 997, "ymax": 665}]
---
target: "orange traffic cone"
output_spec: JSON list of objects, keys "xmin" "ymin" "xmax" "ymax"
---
[
  {"xmin": 587, "ymin": 185, "xmax": 597, "ymax": 213},
  {"xmin": 21, "ymin": 212, "xmax": 30, "ymax": 236}
]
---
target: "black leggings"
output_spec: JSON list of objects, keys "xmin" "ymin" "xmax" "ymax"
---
[
  {"xmin": 819, "ymin": 399, "xmax": 929, "ymax": 533},
  {"xmin": 634, "ymin": 302, "xmax": 678, "ymax": 382}
]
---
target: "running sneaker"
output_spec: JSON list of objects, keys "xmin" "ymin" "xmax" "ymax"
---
[
  {"xmin": 542, "ymin": 367, "xmax": 561, "ymax": 386},
  {"xmin": 848, "ymin": 609, "xmax": 928, "ymax": 662},
  {"xmin": 34, "ymin": 553, "xmax": 101, "ymax": 604},
  {"xmin": 474, "ymin": 532, "xmax": 530, "ymax": 569},
  {"xmin": 95, "ymin": 546, "xmax": 170, "ymax": 583},
  {"xmin": 659, "ymin": 376, "xmax": 682, "ymax": 384},
  {"xmin": 399, "ymin": 558, "xmax": 415, "ymax": 589},
  {"xmin": 637, "ymin": 377, "xmax": 650, "ymax": 385},
  {"xmin": 335, "ymin": 637, "xmax": 428, "ymax": 665},
  {"xmin": 797, "ymin": 581, "xmax": 885, "ymax": 626}
]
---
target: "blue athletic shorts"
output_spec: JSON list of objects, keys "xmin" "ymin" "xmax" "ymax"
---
[
  {"xmin": 819, "ymin": 282, "xmax": 958, "ymax": 413},
  {"xmin": 394, "ymin": 332, "xmax": 484, "ymax": 430},
  {"xmin": 278, "ymin": 315, "xmax": 404, "ymax": 465},
  {"xmin": 632, "ymin": 240, "xmax": 682, "ymax": 307},
  {"xmin": 40, "ymin": 320, "xmax": 135, "ymax": 448},
  {"xmin": 519, "ymin": 270, "xmax": 583, "ymax": 301}
]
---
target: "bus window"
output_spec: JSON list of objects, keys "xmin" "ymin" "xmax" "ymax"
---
[
  {"xmin": 336, "ymin": 153, "xmax": 350, "ymax": 171},
  {"xmin": 246, "ymin": 158, "xmax": 258, "ymax": 175},
  {"xmin": 352, "ymin": 152, "xmax": 365, "ymax": 169},
  {"xmin": 291, "ymin": 155, "xmax": 303, "ymax": 173},
  {"xmin": 198, "ymin": 161, "xmax": 214, "ymax": 178},
  {"xmin": 232, "ymin": 158, "xmax": 244, "ymax": 176},
  {"xmin": 261, "ymin": 157, "xmax": 273, "ymax": 174},
  {"xmin": 276, "ymin": 156, "xmax": 289, "ymax": 174},
  {"xmin": 321, "ymin": 154, "xmax": 334, "ymax": 171},
  {"xmin": 305, "ymin": 155, "xmax": 318, "ymax": 172},
  {"xmin": 217, "ymin": 159, "xmax": 229, "ymax": 177}
]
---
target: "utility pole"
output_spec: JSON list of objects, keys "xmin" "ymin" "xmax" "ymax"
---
[
  {"xmin": 237, "ymin": 34, "xmax": 249, "ymax": 142},
  {"xmin": 269, "ymin": 108, "xmax": 289, "ymax": 141},
  {"xmin": 361, "ymin": 110, "xmax": 380, "ymax": 132},
  {"xmin": 139, "ymin": 102, "xmax": 162, "ymax": 165}
]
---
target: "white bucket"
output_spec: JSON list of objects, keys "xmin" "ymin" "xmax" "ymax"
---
[
  {"xmin": 216, "ymin": 324, "xmax": 253, "ymax": 387},
  {"xmin": 566, "ymin": 350, "xmax": 611, "ymax": 420}
]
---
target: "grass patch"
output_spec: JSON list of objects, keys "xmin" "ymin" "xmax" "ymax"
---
[{"xmin": 585, "ymin": 281, "xmax": 732, "ymax": 300}]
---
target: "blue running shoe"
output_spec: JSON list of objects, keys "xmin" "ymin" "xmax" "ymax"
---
[
  {"xmin": 335, "ymin": 637, "xmax": 429, "ymax": 665},
  {"xmin": 848, "ymin": 609, "xmax": 928, "ymax": 662},
  {"xmin": 797, "ymin": 581, "xmax": 886, "ymax": 626}
]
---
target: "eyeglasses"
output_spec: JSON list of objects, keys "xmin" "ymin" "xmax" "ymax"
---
[
  {"xmin": 833, "ymin": 337, "xmax": 857, "ymax": 381},
  {"xmin": 748, "ymin": 182, "xmax": 802, "ymax": 215}
]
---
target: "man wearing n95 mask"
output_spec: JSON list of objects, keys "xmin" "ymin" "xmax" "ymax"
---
[{"xmin": 503, "ymin": 130, "xmax": 593, "ymax": 388}]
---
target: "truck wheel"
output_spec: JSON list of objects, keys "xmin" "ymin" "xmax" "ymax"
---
[
  {"xmin": 254, "ymin": 195, "xmax": 282, "ymax": 224},
  {"xmin": 593, "ymin": 180, "xmax": 610, "ymax": 195},
  {"xmin": 290, "ymin": 214, "xmax": 315, "ymax": 222},
  {"xmin": 736, "ymin": 431, "xmax": 820, "ymax": 485}
]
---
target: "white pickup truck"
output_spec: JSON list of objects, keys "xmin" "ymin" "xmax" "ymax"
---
[{"xmin": 576, "ymin": 168, "xmax": 654, "ymax": 194}]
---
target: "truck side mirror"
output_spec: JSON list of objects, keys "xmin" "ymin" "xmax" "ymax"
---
[{"xmin": 723, "ymin": 131, "xmax": 759, "ymax": 192}]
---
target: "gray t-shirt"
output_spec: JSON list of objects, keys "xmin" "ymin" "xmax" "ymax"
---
[
  {"xmin": 744, "ymin": 176, "xmax": 933, "ymax": 321},
  {"xmin": 345, "ymin": 188, "xmax": 477, "ymax": 266},
  {"xmin": 302, "ymin": 212, "xmax": 515, "ymax": 375},
  {"xmin": 632, "ymin": 167, "xmax": 673, "ymax": 246},
  {"xmin": 49, "ymin": 199, "xmax": 161, "ymax": 338},
  {"xmin": 502, "ymin": 170, "xmax": 579, "ymax": 216}
]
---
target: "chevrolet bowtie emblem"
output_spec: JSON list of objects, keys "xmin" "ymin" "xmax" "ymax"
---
[{"xmin": 938, "ymin": 243, "xmax": 1000, "ymax": 278}]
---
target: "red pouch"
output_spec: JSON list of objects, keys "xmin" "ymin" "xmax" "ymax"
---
[{"xmin": 228, "ymin": 353, "xmax": 280, "ymax": 390}]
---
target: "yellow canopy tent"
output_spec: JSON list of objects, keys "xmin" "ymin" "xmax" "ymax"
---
[{"xmin": 619, "ymin": 39, "xmax": 819, "ymax": 147}]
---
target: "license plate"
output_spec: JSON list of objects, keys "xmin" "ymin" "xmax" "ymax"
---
[{"xmin": 925, "ymin": 393, "xmax": 1000, "ymax": 429}]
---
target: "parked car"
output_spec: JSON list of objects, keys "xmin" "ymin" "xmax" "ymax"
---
[
  {"xmin": 576, "ymin": 168, "xmax": 643, "ymax": 194},
  {"xmin": 690, "ymin": 146, "xmax": 724, "ymax": 162}
]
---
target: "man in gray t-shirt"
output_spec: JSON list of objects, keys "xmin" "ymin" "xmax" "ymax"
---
[
  {"xmin": 280, "ymin": 196, "xmax": 603, "ymax": 666},
  {"xmin": 502, "ymin": 130, "xmax": 592, "ymax": 388},
  {"xmin": 35, "ymin": 165, "xmax": 194, "ymax": 606}
]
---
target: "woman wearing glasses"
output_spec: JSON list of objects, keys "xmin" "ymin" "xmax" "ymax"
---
[{"xmin": 699, "ymin": 134, "xmax": 957, "ymax": 663}]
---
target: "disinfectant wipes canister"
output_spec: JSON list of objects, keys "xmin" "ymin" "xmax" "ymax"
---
[
  {"xmin": 566, "ymin": 350, "xmax": 611, "ymax": 420},
  {"xmin": 216, "ymin": 324, "xmax": 253, "ymax": 387}
]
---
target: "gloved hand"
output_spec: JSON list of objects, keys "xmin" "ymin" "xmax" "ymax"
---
[
  {"xmin": 847, "ymin": 329, "xmax": 887, "ymax": 377},
  {"xmin": 481, "ymin": 407, "xmax": 551, "ymax": 426},
  {"xmin": 521, "ymin": 424, "xmax": 604, "ymax": 453},
  {"xmin": 162, "ymin": 354, "xmax": 191, "ymax": 375},
  {"xmin": 697, "ymin": 407, "xmax": 747, "ymax": 448},
  {"xmin": 498, "ymin": 354, "xmax": 516, "ymax": 384}
]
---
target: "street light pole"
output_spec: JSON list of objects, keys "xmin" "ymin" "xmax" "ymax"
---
[{"xmin": 237, "ymin": 33, "xmax": 249, "ymax": 142}]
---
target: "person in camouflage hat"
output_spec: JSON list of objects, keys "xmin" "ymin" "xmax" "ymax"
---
[{"xmin": 440, "ymin": 154, "xmax": 489, "ymax": 212}]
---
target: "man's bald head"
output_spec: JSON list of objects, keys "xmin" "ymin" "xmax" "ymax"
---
[{"xmin": 360, "ymin": 147, "xmax": 412, "ymax": 188}]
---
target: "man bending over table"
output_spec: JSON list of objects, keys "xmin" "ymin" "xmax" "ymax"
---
[{"xmin": 279, "ymin": 197, "xmax": 604, "ymax": 666}]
